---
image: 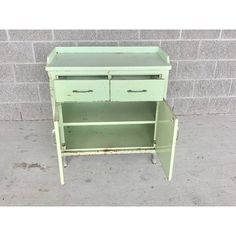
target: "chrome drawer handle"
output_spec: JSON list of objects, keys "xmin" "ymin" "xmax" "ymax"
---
[
  {"xmin": 127, "ymin": 89, "xmax": 147, "ymax": 93},
  {"xmin": 72, "ymin": 89, "xmax": 93, "ymax": 93}
]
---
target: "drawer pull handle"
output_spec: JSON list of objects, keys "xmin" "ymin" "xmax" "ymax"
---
[
  {"xmin": 127, "ymin": 89, "xmax": 147, "ymax": 93},
  {"xmin": 72, "ymin": 89, "xmax": 93, "ymax": 93}
]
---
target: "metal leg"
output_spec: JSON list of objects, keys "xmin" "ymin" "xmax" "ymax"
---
[
  {"xmin": 51, "ymin": 129, "xmax": 56, "ymax": 145},
  {"xmin": 151, "ymin": 153, "xmax": 158, "ymax": 165},
  {"xmin": 63, "ymin": 156, "xmax": 68, "ymax": 168},
  {"xmin": 54, "ymin": 122, "xmax": 65, "ymax": 185}
]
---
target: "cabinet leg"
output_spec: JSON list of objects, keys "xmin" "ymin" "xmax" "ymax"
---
[
  {"xmin": 151, "ymin": 153, "xmax": 158, "ymax": 165},
  {"xmin": 63, "ymin": 156, "xmax": 68, "ymax": 168}
]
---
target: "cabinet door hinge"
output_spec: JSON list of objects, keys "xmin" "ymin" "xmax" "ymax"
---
[{"xmin": 62, "ymin": 143, "xmax": 66, "ymax": 150}]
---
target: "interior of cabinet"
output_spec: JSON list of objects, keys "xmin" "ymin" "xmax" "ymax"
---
[
  {"xmin": 64, "ymin": 124, "xmax": 155, "ymax": 150},
  {"xmin": 60, "ymin": 101, "xmax": 176, "ymax": 152},
  {"xmin": 61, "ymin": 101, "xmax": 158, "ymax": 150},
  {"xmin": 62, "ymin": 102, "xmax": 157, "ymax": 125}
]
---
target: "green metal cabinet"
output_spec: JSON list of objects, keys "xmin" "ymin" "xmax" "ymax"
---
[{"xmin": 45, "ymin": 47, "xmax": 178, "ymax": 185}]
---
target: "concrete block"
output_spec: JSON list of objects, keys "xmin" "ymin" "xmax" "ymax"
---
[
  {"xmin": 14, "ymin": 64, "xmax": 48, "ymax": 82},
  {"xmin": 0, "ymin": 43, "xmax": 34, "ymax": 63},
  {"xmin": 39, "ymin": 83, "xmax": 50, "ymax": 101},
  {"xmin": 161, "ymin": 40, "xmax": 199, "ymax": 60},
  {"xmin": 140, "ymin": 30, "xmax": 180, "ymax": 39},
  {"xmin": 199, "ymin": 40, "xmax": 236, "ymax": 59},
  {"xmin": 221, "ymin": 30, "xmax": 236, "ymax": 39},
  {"xmin": 119, "ymin": 40, "xmax": 160, "ymax": 46},
  {"xmin": 167, "ymin": 80, "xmax": 194, "ymax": 98},
  {"xmin": 8, "ymin": 30, "xmax": 52, "ymax": 41},
  {"xmin": 0, "ymin": 104, "xmax": 21, "ymax": 120},
  {"xmin": 229, "ymin": 79, "xmax": 236, "ymax": 96},
  {"xmin": 20, "ymin": 102, "xmax": 52, "ymax": 120},
  {"xmin": 208, "ymin": 97, "xmax": 231, "ymax": 113},
  {"xmin": 177, "ymin": 61, "xmax": 216, "ymax": 79},
  {"xmin": 166, "ymin": 98, "xmax": 174, "ymax": 109},
  {"xmin": 182, "ymin": 30, "xmax": 220, "ymax": 39},
  {"xmin": 97, "ymin": 30, "xmax": 138, "ymax": 40},
  {"xmin": 0, "ymin": 84, "xmax": 39, "ymax": 102},
  {"xmin": 0, "ymin": 65, "xmax": 14, "ymax": 83},
  {"xmin": 33, "ymin": 42, "xmax": 76, "ymax": 62},
  {"xmin": 215, "ymin": 61, "xmax": 236, "ymax": 78},
  {"xmin": 77, "ymin": 41, "xmax": 118, "ymax": 46},
  {"xmin": 169, "ymin": 61, "xmax": 177, "ymax": 80},
  {"xmin": 54, "ymin": 30, "xmax": 96, "ymax": 40},
  {"xmin": 173, "ymin": 98, "xmax": 209, "ymax": 115},
  {"xmin": 0, "ymin": 30, "xmax": 7, "ymax": 41},
  {"xmin": 194, "ymin": 79, "xmax": 231, "ymax": 97},
  {"xmin": 229, "ymin": 97, "xmax": 236, "ymax": 113}
]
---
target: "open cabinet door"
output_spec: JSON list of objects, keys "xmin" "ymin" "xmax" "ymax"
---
[
  {"xmin": 155, "ymin": 100, "xmax": 178, "ymax": 181},
  {"xmin": 54, "ymin": 121, "xmax": 65, "ymax": 185}
]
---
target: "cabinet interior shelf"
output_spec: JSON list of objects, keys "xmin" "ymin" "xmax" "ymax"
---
[
  {"xmin": 62, "ymin": 102, "xmax": 157, "ymax": 126},
  {"xmin": 64, "ymin": 124, "xmax": 155, "ymax": 150}
]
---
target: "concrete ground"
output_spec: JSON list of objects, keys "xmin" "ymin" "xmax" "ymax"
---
[{"xmin": 0, "ymin": 114, "xmax": 236, "ymax": 206}]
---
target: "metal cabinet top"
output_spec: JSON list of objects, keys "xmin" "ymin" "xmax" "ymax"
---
[{"xmin": 45, "ymin": 47, "xmax": 171, "ymax": 72}]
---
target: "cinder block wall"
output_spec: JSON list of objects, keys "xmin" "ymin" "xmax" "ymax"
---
[{"xmin": 0, "ymin": 30, "xmax": 236, "ymax": 120}]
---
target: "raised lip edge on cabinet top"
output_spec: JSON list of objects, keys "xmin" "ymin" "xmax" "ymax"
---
[{"xmin": 45, "ymin": 46, "xmax": 171, "ymax": 72}]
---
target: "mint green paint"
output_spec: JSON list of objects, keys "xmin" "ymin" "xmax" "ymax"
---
[
  {"xmin": 61, "ymin": 102, "xmax": 156, "ymax": 125},
  {"xmin": 54, "ymin": 80, "xmax": 109, "ymax": 102},
  {"xmin": 64, "ymin": 124, "xmax": 154, "ymax": 150},
  {"xmin": 46, "ymin": 47, "xmax": 177, "ymax": 185},
  {"xmin": 111, "ymin": 79, "xmax": 165, "ymax": 101},
  {"xmin": 54, "ymin": 121, "xmax": 64, "ymax": 185},
  {"xmin": 156, "ymin": 100, "xmax": 179, "ymax": 181},
  {"xmin": 46, "ymin": 47, "xmax": 171, "ymax": 72}
]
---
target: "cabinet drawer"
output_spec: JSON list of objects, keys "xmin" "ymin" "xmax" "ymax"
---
[
  {"xmin": 54, "ymin": 80, "xmax": 109, "ymax": 102},
  {"xmin": 111, "ymin": 80, "xmax": 165, "ymax": 101}
]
